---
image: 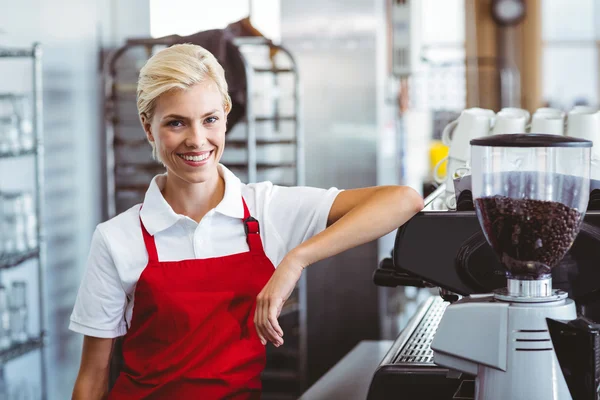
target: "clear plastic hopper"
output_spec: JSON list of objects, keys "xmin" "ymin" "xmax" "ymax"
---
[{"xmin": 470, "ymin": 134, "xmax": 591, "ymax": 289}]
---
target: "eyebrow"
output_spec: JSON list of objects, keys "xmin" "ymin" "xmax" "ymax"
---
[{"xmin": 162, "ymin": 109, "xmax": 219, "ymax": 120}]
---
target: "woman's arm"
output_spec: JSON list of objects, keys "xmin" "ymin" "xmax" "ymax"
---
[
  {"xmin": 254, "ymin": 186, "xmax": 423, "ymax": 346},
  {"xmin": 305, "ymin": 186, "xmax": 424, "ymax": 264},
  {"xmin": 72, "ymin": 336, "xmax": 115, "ymax": 400}
]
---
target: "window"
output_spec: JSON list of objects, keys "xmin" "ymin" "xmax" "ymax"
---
[
  {"xmin": 541, "ymin": 0, "xmax": 599, "ymax": 108},
  {"xmin": 411, "ymin": 0, "xmax": 466, "ymax": 111},
  {"xmin": 150, "ymin": 0, "xmax": 280, "ymax": 42}
]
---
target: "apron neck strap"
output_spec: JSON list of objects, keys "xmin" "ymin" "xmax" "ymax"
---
[
  {"xmin": 241, "ymin": 197, "xmax": 263, "ymax": 253},
  {"xmin": 139, "ymin": 207, "xmax": 159, "ymax": 263}
]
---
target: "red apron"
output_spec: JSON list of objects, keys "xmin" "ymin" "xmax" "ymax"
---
[{"xmin": 109, "ymin": 198, "xmax": 275, "ymax": 399}]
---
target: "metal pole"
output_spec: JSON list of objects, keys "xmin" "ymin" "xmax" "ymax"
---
[
  {"xmin": 32, "ymin": 42, "xmax": 47, "ymax": 400},
  {"xmin": 239, "ymin": 50, "xmax": 257, "ymax": 183},
  {"xmin": 277, "ymin": 45, "xmax": 305, "ymax": 186}
]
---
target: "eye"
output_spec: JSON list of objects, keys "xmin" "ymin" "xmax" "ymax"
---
[
  {"xmin": 167, "ymin": 120, "xmax": 184, "ymax": 127},
  {"xmin": 205, "ymin": 116, "xmax": 219, "ymax": 124}
]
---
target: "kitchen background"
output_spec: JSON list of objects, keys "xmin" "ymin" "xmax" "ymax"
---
[{"xmin": 0, "ymin": 0, "xmax": 598, "ymax": 398}]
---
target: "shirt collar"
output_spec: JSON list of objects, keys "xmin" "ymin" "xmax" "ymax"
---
[
  {"xmin": 214, "ymin": 164, "xmax": 245, "ymax": 219},
  {"xmin": 139, "ymin": 174, "xmax": 181, "ymax": 236},
  {"xmin": 139, "ymin": 164, "xmax": 245, "ymax": 236}
]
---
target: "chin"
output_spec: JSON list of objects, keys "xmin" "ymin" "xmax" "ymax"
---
[{"xmin": 167, "ymin": 164, "xmax": 219, "ymax": 185}]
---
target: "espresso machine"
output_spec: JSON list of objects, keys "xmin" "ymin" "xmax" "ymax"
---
[{"xmin": 369, "ymin": 134, "xmax": 600, "ymax": 400}]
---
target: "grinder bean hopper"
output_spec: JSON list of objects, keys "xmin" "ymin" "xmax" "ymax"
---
[{"xmin": 430, "ymin": 134, "xmax": 592, "ymax": 400}]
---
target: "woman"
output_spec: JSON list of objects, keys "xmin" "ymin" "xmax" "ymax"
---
[{"xmin": 70, "ymin": 44, "xmax": 423, "ymax": 399}]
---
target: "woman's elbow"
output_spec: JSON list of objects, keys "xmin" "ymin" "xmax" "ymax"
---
[{"xmin": 399, "ymin": 186, "xmax": 424, "ymax": 214}]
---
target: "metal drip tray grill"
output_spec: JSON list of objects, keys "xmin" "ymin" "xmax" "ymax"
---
[{"xmin": 393, "ymin": 297, "xmax": 449, "ymax": 365}]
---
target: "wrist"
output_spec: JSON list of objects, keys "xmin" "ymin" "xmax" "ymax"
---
[{"xmin": 287, "ymin": 246, "xmax": 310, "ymax": 271}]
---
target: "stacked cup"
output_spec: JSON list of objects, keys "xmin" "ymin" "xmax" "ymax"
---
[
  {"xmin": 493, "ymin": 107, "xmax": 530, "ymax": 134},
  {"xmin": 565, "ymin": 107, "xmax": 600, "ymax": 181},
  {"xmin": 433, "ymin": 108, "xmax": 495, "ymax": 209},
  {"xmin": 530, "ymin": 107, "xmax": 565, "ymax": 136},
  {"xmin": 432, "ymin": 104, "xmax": 600, "ymax": 209}
]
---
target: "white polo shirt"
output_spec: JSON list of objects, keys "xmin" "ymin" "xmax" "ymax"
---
[{"xmin": 69, "ymin": 164, "xmax": 341, "ymax": 339}]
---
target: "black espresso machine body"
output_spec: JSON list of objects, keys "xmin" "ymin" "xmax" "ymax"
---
[
  {"xmin": 378, "ymin": 180, "xmax": 600, "ymax": 312},
  {"xmin": 368, "ymin": 183, "xmax": 600, "ymax": 400}
]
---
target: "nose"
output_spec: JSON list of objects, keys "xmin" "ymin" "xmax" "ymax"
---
[{"xmin": 184, "ymin": 121, "xmax": 207, "ymax": 149}]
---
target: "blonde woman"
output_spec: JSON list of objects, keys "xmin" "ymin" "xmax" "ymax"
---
[{"xmin": 70, "ymin": 44, "xmax": 423, "ymax": 399}]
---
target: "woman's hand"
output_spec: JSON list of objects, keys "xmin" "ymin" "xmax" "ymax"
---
[
  {"xmin": 255, "ymin": 252, "xmax": 305, "ymax": 347},
  {"xmin": 254, "ymin": 186, "xmax": 423, "ymax": 346}
]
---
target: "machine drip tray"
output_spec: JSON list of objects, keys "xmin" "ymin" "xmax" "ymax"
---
[
  {"xmin": 367, "ymin": 296, "xmax": 474, "ymax": 400},
  {"xmin": 393, "ymin": 296, "xmax": 448, "ymax": 365}
]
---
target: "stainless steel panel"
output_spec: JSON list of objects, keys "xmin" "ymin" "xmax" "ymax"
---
[{"xmin": 281, "ymin": 0, "xmax": 382, "ymax": 387}]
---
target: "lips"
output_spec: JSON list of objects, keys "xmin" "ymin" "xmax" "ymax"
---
[{"xmin": 177, "ymin": 150, "xmax": 213, "ymax": 166}]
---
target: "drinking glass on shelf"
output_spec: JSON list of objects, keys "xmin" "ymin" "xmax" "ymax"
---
[
  {"xmin": 9, "ymin": 281, "xmax": 28, "ymax": 344},
  {"xmin": 0, "ymin": 95, "xmax": 19, "ymax": 154},
  {"xmin": 10, "ymin": 281, "xmax": 26, "ymax": 309},
  {"xmin": 2, "ymin": 192, "xmax": 27, "ymax": 254},
  {"xmin": 2, "ymin": 192, "xmax": 18, "ymax": 254},
  {"xmin": 0, "ymin": 285, "xmax": 11, "ymax": 350},
  {"xmin": 0, "ymin": 194, "xmax": 4, "ymax": 256},
  {"xmin": 0, "ymin": 115, "xmax": 20, "ymax": 154},
  {"xmin": 11, "ymin": 94, "xmax": 34, "ymax": 151},
  {"xmin": 21, "ymin": 193, "xmax": 37, "ymax": 249}
]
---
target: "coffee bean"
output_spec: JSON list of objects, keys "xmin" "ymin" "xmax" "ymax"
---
[{"xmin": 475, "ymin": 196, "xmax": 583, "ymax": 278}]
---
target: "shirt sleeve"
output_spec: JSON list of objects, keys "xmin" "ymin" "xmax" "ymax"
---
[
  {"xmin": 69, "ymin": 227, "xmax": 128, "ymax": 338},
  {"xmin": 267, "ymin": 185, "xmax": 342, "ymax": 254}
]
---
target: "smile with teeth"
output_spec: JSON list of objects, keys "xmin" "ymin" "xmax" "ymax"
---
[{"xmin": 178, "ymin": 152, "xmax": 212, "ymax": 162}]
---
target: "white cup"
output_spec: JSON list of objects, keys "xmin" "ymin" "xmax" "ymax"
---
[
  {"xmin": 567, "ymin": 109, "xmax": 600, "ymax": 151},
  {"xmin": 530, "ymin": 114, "xmax": 564, "ymax": 135},
  {"xmin": 534, "ymin": 107, "xmax": 565, "ymax": 118},
  {"xmin": 571, "ymin": 105, "xmax": 598, "ymax": 114},
  {"xmin": 435, "ymin": 108, "xmax": 494, "ymax": 209},
  {"xmin": 436, "ymin": 108, "xmax": 493, "ymax": 194},
  {"xmin": 500, "ymin": 107, "xmax": 530, "ymax": 121},
  {"xmin": 441, "ymin": 163, "xmax": 472, "ymax": 210},
  {"xmin": 493, "ymin": 109, "xmax": 528, "ymax": 134},
  {"xmin": 440, "ymin": 108, "xmax": 495, "ymax": 162},
  {"xmin": 567, "ymin": 109, "xmax": 600, "ymax": 180},
  {"xmin": 433, "ymin": 157, "xmax": 470, "ymax": 185}
]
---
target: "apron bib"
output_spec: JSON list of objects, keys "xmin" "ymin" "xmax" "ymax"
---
[{"xmin": 109, "ymin": 198, "xmax": 275, "ymax": 399}]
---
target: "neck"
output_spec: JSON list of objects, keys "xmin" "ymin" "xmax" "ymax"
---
[{"xmin": 162, "ymin": 170, "xmax": 225, "ymax": 223}]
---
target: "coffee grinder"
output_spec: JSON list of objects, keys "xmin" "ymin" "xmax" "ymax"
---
[{"xmin": 430, "ymin": 134, "xmax": 593, "ymax": 400}]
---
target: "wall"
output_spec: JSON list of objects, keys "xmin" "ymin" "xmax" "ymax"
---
[
  {"xmin": 0, "ymin": 0, "xmax": 150, "ymax": 398},
  {"xmin": 464, "ymin": 0, "xmax": 542, "ymax": 112}
]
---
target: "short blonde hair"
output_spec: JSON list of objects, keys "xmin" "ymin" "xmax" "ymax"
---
[{"xmin": 137, "ymin": 43, "xmax": 232, "ymax": 160}]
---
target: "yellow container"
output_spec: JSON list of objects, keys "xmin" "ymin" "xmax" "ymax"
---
[{"xmin": 430, "ymin": 140, "xmax": 449, "ymax": 179}]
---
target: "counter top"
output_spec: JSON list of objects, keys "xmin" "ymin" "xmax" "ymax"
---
[{"xmin": 300, "ymin": 340, "xmax": 393, "ymax": 400}]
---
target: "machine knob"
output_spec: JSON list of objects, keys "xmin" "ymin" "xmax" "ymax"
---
[{"xmin": 373, "ymin": 258, "xmax": 431, "ymax": 288}]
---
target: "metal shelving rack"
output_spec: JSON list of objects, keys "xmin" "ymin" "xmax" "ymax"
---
[
  {"xmin": 0, "ymin": 43, "xmax": 47, "ymax": 399},
  {"xmin": 102, "ymin": 35, "xmax": 307, "ymax": 398}
]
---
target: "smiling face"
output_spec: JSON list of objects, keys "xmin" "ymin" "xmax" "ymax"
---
[{"xmin": 141, "ymin": 80, "xmax": 227, "ymax": 184}]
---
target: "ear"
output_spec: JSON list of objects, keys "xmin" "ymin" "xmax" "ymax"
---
[{"xmin": 140, "ymin": 113, "xmax": 154, "ymax": 143}]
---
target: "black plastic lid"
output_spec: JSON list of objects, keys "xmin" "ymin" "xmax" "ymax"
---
[{"xmin": 470, "ymin": 133, "xmax": 593, "ymax": 148}]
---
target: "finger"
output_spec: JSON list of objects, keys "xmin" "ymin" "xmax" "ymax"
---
[
  {"xmin": 254, "ymin": 300, "xmax": 266, "ymax": 345},
  {"xmin": 268, "ymin": 304, "xmax": 284, "ymax": 340},
  {"xmin": 254, "ymin": 312, "xmax": 266, "ymax": 345},
  {"xmin": 262, "ymin": 303, "xmax": 281, "ymax": 345},
  {"xmin": 259, "ymin": 298, "xmax": 273, "ymax": 344},
  {"xmin": 261, "ymin": 300, "xmax": 272, "ymax": 346}
]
